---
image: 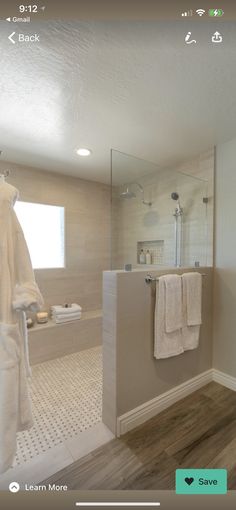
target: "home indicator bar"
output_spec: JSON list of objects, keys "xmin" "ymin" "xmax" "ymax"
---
[{"xmin": 75, "ymin": 503, "xmax": 161, "ymax": 507}]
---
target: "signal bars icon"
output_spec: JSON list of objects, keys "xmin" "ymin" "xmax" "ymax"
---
[{"xmin": 181, "ymin": 10, "xmax": 193, "ymax": 17}]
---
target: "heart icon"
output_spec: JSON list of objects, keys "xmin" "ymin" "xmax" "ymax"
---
[{"xmin": 185, "ymin": 477, "xmax": 194, "ymax": 486}]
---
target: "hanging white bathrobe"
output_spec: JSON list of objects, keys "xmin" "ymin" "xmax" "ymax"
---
[{"xmin": 0, "ymin": 180, "xmax": 43, "ymax": 474}]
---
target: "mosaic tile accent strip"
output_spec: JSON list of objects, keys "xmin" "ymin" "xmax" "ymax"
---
[{"xmin": 15, "ymin": 346, "xmax": 102, "ymax": 465}]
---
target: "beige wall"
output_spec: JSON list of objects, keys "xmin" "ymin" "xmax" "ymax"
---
[
  {"xmin": 0, "ymin": 161, "xmax": 111, "ymax": 313},
  {"xmin": 103, "ymin": 267, "xmax": 213, "ymax": 433},
  {"xmin": 213, "ymin": 138, "xmax": 236, "ymax": 377},
  {"xmin": 112, "ymin": 149, "xmax": 214, "ymax": 269}
]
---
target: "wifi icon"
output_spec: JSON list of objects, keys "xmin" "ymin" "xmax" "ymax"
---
[{"xmin": 196, "ymin": 9, "xmax": 206, "ymax": 16}]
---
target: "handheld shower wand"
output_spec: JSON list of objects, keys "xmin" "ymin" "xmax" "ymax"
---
[{"xmin": 171, "ymin": 192, "xmax": 183, "ymax": 267}]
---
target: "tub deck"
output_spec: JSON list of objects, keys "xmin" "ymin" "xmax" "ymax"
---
[{"xmin": 28, "ymin": 310, "xmax": 102, "ymax": 365}]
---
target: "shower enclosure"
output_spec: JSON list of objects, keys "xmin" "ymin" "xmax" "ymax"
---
[{"xmin": 111, "ymin": 150, "xmax": 211, "ymax": 269}]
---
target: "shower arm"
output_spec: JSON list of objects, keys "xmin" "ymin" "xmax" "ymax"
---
[{"xmin": 132, "ymin": 182, "xmax": 152, "ymax": 206}]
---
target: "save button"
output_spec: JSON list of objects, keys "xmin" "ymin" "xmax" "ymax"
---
[{"xmin": 176, "ymin": 469, "xmax": 227, "ymax": 494}]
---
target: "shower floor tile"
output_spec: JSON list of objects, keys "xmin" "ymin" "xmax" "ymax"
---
[{"xmin": 15, "ymin": 346, "xmax": 102, "ymax": 465}]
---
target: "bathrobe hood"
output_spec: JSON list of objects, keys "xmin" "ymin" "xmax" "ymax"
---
[{"xmin": 0, "ymin": 180, "xmax": 43, "ymax": 474}]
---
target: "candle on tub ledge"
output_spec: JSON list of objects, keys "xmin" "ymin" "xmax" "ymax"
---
[{"xmin": 36, "ymin": 312, "xmax": 49, "ymax": 324}]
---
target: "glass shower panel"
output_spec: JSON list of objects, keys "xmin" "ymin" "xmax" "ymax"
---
[
  {"xmin": 111, "ymin": 149, "xmax": 209, "ymax": 270},
  {"xmin": 175, "ymin": 172, "xmax": 209, "ymax": 268}
]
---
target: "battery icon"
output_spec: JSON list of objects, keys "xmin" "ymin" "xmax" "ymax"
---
[{"xmin": 208, "ymin": 9, "xmax": 224, "ymax": 16}]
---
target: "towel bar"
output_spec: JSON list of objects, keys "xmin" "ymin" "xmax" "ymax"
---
[{"xmin": 145, "ymin": 273, "xmax": 207, "ymax": 284}]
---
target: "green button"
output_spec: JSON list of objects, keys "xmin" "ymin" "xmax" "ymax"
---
[{"xmin": 176, "ymin": 469, "xmax": 227, "ymax": 494}]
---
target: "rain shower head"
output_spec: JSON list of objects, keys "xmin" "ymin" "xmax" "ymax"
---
[{"xmin": 120, "ymin": 182, "xmax": 152, "ymax": 206}]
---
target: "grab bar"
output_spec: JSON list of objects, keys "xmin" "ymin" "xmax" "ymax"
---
[{"xmin": 145, "ymin": 273, "xmax": 207, "ymax": 284}]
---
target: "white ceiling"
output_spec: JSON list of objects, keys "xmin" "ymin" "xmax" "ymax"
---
[{"xmin": 0, "ymin": 21, "xmax": 236, "ymax": 183}]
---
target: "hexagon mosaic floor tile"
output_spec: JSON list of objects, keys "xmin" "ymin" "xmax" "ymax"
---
[{"xmin": 15, "ymin": 346, "xmax": 102, "ymax": 465}]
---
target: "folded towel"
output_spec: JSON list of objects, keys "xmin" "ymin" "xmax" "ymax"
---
[
  {"xmin": 54, "ymin": 314, "xmax": 82, "ymax": 324},
  {"xmin": 182, "ymin": 272, "xmax": 202, "ymax": 351},
  {"xmin": 52, "ymin": 311, "xmax": 82, "ymax": 321},
  {"xmin": 154, "ymin": 276, "xmax": 184, "ymax": 359},
  {"xmin": 184, "ymin": 272, "xmax": 202, "ymax": 326},
  {"xmin": 51, "ymin": 303, "xmax": 82, "ymax": 315},
  {"xmin": 164, "ymin": 274, "xmax": 182, "ymax": 333}
]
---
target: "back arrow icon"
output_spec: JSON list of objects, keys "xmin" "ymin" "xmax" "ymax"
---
[{"xmin": 8, "ymin": 32, "xmax": 15, "ymax": 44}]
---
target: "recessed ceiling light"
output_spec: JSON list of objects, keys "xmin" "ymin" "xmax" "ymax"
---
[{"xmin": 76, "ymin": 148, "xmax": 92, "ymax": 157}]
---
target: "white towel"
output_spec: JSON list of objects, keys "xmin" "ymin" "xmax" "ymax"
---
[
  {"xmin": 154, "ymin": 276, "xmax": 184, "ymax": 359},
  {"xmin": 53, "ymin": 314, "xmax": 82, "ymax": 324},
  {"xmin": 51, "ymin": 303, "xmax": 82, "ymax": 316},
  {"xmin": 52, "ymin": 311, "xmax": 82, "ymax": 321},
  {"xmin": 182, "ymin": 272, "xmax": 202, "ymax": 351},
  {"xmin": 184, "ymin": 272, "xmax": 202, "ymax": 326},
  {"xmin": 164, "ymin": 275, "xmax": 182, "ymax": 333}
]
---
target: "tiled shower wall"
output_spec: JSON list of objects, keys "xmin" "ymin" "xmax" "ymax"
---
[
  {"xmin": 0, "ymin": 161, "xmax": 110, "ymax": 312},
  {"xmin": 112, "ymin": 149, "xmax": 214, "ymax": 269},
  {"xmin": 175, "ymin": 149, "xmax": 214, "ymax": 266}
]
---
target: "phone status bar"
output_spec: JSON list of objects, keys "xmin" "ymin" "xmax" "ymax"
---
[{"xmin": 0, "ymin": 1, "xmax": 236, "ymax": 21}]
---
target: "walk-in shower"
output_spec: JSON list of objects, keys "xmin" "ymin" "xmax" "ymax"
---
[{"xmin": 112, "ymin": 149, "xmax": 210, "ymax": 269}]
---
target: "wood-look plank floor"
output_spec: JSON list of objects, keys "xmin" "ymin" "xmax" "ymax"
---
[{"xmin": 42, "ymin": 382, "xmax": 236, "ymax": 490}]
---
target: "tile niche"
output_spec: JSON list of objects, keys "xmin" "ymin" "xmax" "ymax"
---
[{"xmin": 137, "ymin": 240, "xmax": 164, "ymax": 265}]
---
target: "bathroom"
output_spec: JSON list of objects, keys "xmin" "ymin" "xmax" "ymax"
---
[
  {"xmin": 0, "ymin": 13, "xmax": 236, "ymax": 497},
  {"xmin": 0, "ymin": 144, "xmax": 213, "ymax": 484}
]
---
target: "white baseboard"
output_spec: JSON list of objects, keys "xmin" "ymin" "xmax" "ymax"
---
[
  {"xmin": 212, "ymin": 369, "xmax": 236, "ymax": 391},
  {"xmin": 117, "ymin": 369, "xmax": 213, "ymax": 436},
  {"xmin": 116, "ymin": 368, "xmax": 236, "ymax": 436}
]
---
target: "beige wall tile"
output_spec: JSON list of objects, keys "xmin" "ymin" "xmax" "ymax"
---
[
  {"xmin": 112, "ymin": 150, "xmax": 214, "ymax": 269},
  {"xmin": 2, "ymin": 161, "xmax": 111, "ymax": 313}
]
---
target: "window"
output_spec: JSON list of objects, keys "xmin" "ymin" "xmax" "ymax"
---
[{"xmin": 14, "ymin": 201, "xmax": 65, "ymax": 269}]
